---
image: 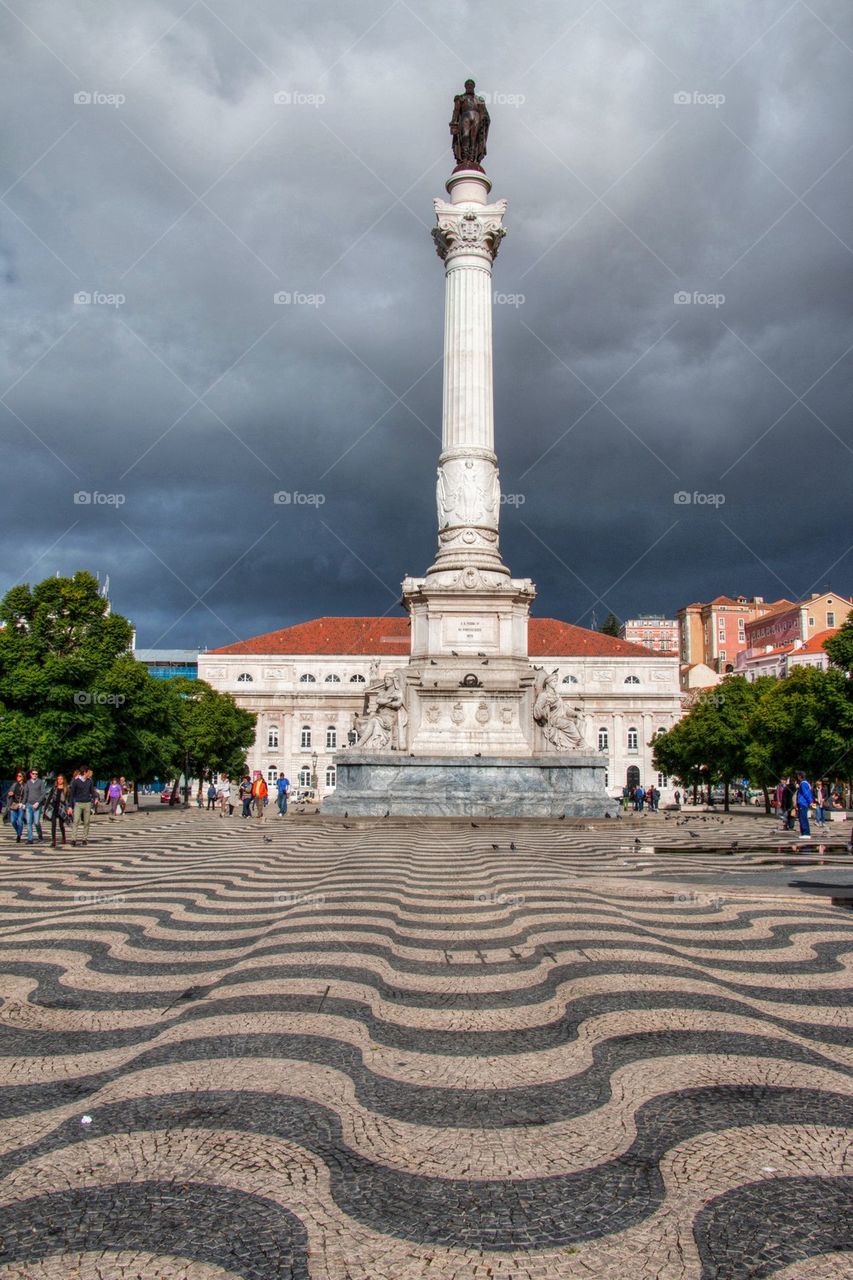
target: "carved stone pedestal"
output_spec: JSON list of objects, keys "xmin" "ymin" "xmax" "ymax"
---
[{"xmin": 323, "ymin": 753, "xmax": 617, "ymax": 818}]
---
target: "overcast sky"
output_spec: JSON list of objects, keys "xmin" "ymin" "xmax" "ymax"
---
[{"xmin": 1, "ymin": 0, "xmax": 851, "ymax": 649}]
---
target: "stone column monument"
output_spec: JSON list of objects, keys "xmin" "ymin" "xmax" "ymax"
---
[{"xmin": 325, "ymin": 82, "xmax": 614, "ymax": 816}]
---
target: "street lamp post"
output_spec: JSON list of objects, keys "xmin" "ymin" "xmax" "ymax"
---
[{"xmin": 311, "ymin": 751, "xmax": 318, "ymax": 793}]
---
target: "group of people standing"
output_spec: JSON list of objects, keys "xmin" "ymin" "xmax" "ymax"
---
[
  {"xmin": 199, "ymin": 772, "xmax": 290, "ymax": 823},
  {"xmin": 237, "ymin": 772, "xmax": 289, "ymax": 823},
  {"xmin": 775, "ymin": 775, "xmax": 827, "ymax": 837},
  {"xmin": 3, "ymin": 768, "xmax": 127, "ymax": 847},
  {"xmin": 622, "ymin": 784, "xmax": 661, "ymax": 812}
]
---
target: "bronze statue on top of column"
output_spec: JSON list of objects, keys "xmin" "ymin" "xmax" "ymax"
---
[{"xmin": 450, "ymin": 79, "xmax": 490, "ymax": 171}]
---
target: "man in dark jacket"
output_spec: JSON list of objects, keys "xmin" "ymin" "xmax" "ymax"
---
[
  {"xmin": 780, "ymin": 778, "xmax": 795, "ymax": 831},
  {"xmin": 70, "ymin": 768, "xmax": 95, "ymax": 846},
  {"xmin": 23, "ymin": 769, "xmax": 45, "ymax": 844}
]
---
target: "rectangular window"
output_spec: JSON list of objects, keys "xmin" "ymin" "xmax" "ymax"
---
[{"xmin": 827, "ymin": 612, "xmax": 835, "ymax": 627}]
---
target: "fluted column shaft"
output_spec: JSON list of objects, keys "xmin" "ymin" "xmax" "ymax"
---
[{"xmin": 427, "ymin": 170, "xmax": 508, "ymax": 581}]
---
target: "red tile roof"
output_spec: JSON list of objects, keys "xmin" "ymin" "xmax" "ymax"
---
[
  {"xmin": 795, "ymin": 628, "xmax": 840, "ymax": 655},
  {"xmin": 209, "ymin": 616, "xmax": 663, "ymax": 659}
]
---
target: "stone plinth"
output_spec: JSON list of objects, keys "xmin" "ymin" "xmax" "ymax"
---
[{"xmin": 323, "ymin": 753, "xmax": 616, "ymax": 817}]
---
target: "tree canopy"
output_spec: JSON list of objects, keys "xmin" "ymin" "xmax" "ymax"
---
[{"xmin": 0, "ymin": 572, "xmax": 255, "ymax": 783}]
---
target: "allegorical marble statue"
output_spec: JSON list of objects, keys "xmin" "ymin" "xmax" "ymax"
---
[
  {"xmin": 533, "ymin": 669, "xmax": 586, "ymax": 751},
  {"xmin": 450, "ymin": 79, "xmax": 490, "ymax": 169},
  {"xmin": 354, "ymin": 671, "xmax": 408, "ymax": 750}
]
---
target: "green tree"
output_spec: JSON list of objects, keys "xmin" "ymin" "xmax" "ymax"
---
[
  {"xmin": 168, "ymin": 677, "xmax": 256, "ymax": 802},
  {"xmin": 599, "ymin": 612, "xmax": 621, "ymax": 637},
  {"xmin": 99, "ymin": 658, "xmax": 181, "ymax": 801},
  {"xmin": 0, "ymin": 572, "xmax": 133, "ymax": 773},
  {"xmin": 653, "ymin": 677, "xmax": 765, "ymax": 811},
  {"xmin": 747, "ymin": 666, "xmax": 853, "ymax": 791}
]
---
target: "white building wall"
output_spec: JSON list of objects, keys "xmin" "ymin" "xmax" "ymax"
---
[{"xmin": 198, "ymin": 651, "xmax": 682, "ymax": 801}]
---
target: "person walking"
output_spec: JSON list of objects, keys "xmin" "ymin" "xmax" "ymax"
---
[
  {"xmin": 23, "ymin": 768, "xmax": 46, "ymax": 844},
  {"xmin": 814, "ymin": 780, "xmax": 827, "ymax": 827},
  {"xmin": 796, "ymin": 773, "xmax": 813, "ymax": 838},
  {"xmin": 118, "ymin": 777, "xmax": 128, "ymax": 816},
  {"xmin": 6, "ymin": 771, "xmax": 26, "ymax": 843},
  {"xmin": 45, "ymin": 774, "xmax": 69, "ymax": 847},
  {"xmin": 240, "ymin": 776, "xmax": 253, "ymax": 819},
  {"xmin": 252, "ymin": 772, "xmax": 268, "ymax": 825},
  {"xmin": 275, "ymin": 772, "xmax": 290, "ymax": 818},
  {"xmin": 70, "ymin": 768, "xmax": 96, "ymax": 846},
  {"xmin": 107, "ymin": 778, "xmax": 122, "ymax": 820},
  {"xmin": 780, "ymin": 777, "xmax": 795, "ymax": 831},
  {"xmin": 634, "ymin": 784, "xmax": 645, "ymax": 812},
  {"xmin": 206, "ymin": 781, "xmax": 217, "ymax": 811},
  {"xmin": 228, "ymin": 777, "xmax": 240, "ymax": 817}
]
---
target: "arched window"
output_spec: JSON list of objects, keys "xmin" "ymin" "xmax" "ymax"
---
[
  {"xmin": 626, "ymin": 765, "xmax": 640, "ymax": 789},
  {"xmin": 237, "ymin": 672, "xmax": 253, "ymax": 683},
  {"xmin": 324, "ymin": 674, "xmax": 341, "ymax": 683},
  {"xmin": 627, "ymin": 727, "xmax": 639, "ymax": 752},
  {"xmin": 300, "ymin": 725, "xmax": 312, "ymax": 749},
  {"xmin": 298, "ymin": 766, "xmax": 311, "ymax": 788},
  {"xmin": 624, "ymin": 675, "xmax": 640, "ymax": 685},
  {"xmin": 299, "ymin": 673, "xmax": 316, "ymax": 683},
  {"xmin": 325, "ymin": 765, "xmax": 336, "ymax": 789},
  {"xmin": 267, "ymin": 726, "xmax": 279, "ymax": 749},
  {"xmin": 597, "ymin": 728, "xmax": 608, "ymax": 751},
  {"xmin": 326, "ymin": 725, "xmax": 337, "ymax": 749},
  {"xmin": 350, "ymin": 674, "xmax": 366, "ymax": 684},
  {"xmin": 562, "ymin": 674, "xmax": 578, "ymax": 684},
  {"xmin": 266, "ymin": 766, "xmax": 278, "ymax": 783}
]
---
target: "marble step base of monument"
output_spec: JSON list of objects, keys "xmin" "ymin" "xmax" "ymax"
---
[{"xmin": 323, "ymin": 752, "xmax": 618, "ymax": 818}]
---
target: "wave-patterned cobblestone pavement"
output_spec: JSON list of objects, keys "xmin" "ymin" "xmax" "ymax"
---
[{"xmin": 0, "ymin": 807, "xmax": 850, "ymax": 1279}]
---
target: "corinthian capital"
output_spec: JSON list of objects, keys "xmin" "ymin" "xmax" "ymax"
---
[{"xmin": 431, "ymin": 198, "xmax": 508, "ymax": 263}]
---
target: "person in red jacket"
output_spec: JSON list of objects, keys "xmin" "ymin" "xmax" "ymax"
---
[{"xmin": 251, "ymin": 772, "xmax": 268, "ymax": 825}]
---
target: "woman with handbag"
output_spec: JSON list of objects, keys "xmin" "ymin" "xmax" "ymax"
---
[
  {"xmin": 6, "ymin": 772, "xmax": 25, "ymax": 843},
  {"xmin": 45, "ymin": 775, "xmax": 69, "ymax": 847}
]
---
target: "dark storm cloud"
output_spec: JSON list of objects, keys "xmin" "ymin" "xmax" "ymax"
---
[{"xmin": 1, "ymin": 0, "xmax": 851, "ymax": 645}]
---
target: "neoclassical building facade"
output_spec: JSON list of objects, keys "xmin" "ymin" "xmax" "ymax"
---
[{"xmin": 199, "ymin": 617, "xmax": 683, "ymax": 801}]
